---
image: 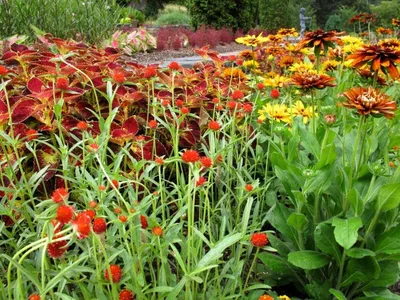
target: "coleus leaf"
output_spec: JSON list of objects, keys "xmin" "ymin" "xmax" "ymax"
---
[
  {"xmin": 36, "ymin": 145, "xmax": 60, "ymax": 181},
  {"xmin": 11, "ymin": 99, "xmax": 36, "ymax": 123}
]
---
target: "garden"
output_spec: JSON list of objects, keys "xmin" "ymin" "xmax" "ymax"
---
[{"xmin": 1, "ymin": 0, "xmax": 400, "ymax": 299}]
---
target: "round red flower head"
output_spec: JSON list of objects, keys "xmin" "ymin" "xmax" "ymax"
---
[
  {"xmin": 270, "ymin": 89, "xmax": 280, "ymax": 99},
  {"xmin": 51, "ymin": 188, "xmax": 69, "ymax": 204},
  {"xmin": 152, "ymin": 226, "xmax": 163, "ymax": 236},
  {"xmin": 28, "ymin": 294, "xmax": 41, "ymax": 300},
  {"xmin": 251, "ymin": 232, "xmax": 268, "ymax": 247},
  {"xmin": 93, "ymin": 218, "xmax": 107, "ymax": 234},
  {"xmin": 182, "ymin": 149, "xmax": 200, "ymax": 163},
  {"xmin": 119, "ymin": 289, "xmax": 135, "ymax": 300},
  {"xmin": 56, "ymin": 205, "xmax": 74, "ymax": 224},
  {"xmin": 104, "ymin": 264, "xmax": 122, "ymax": 283}
]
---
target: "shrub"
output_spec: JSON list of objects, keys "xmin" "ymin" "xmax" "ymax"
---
[
  {"xmin": 0, "ymin": 0, "xmax": 121, "ymax": 45},
  {"xmin": 119, "ymin": 7, "xmax": 146, "ymax": 25},
  {"xmin": 188, "ymin": 0, "xmax": 254, "ymax": 31},
  {"xmin": 325, "ymin": 14, "xmax": 343, "ymax": 31},
  {"xmin": 370, "ymin": 0, "xmax": 400, "ymax": 27},
  {"xmin": 155, "ymin": 11, "xmax": 191, "ymax": 26}
]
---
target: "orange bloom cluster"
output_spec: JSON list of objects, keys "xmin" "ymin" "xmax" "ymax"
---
[{"xmin": 291, "ymin": 71, "xmax": 336, "ymax": 91}]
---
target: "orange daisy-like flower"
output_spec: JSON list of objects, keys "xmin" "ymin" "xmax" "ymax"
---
[
  {"xmin": 296, "ymin": 29, "xmax": 342, "ymax": 52},
  {"xmin": 376, "ymin": 27, "xmax": 393, "ymax": 35},
  {"xmin": 279, "ymin": 55, "xmax": 296, "ymax": 68},
  {"xmin": 392, "ymin": 18, "xmax": 400, "ymax": 27},
  {"xmin": 347, "ymin": 44, "xmax": 400, "ymax": 79},
  {"xmin": 291, "ymin": 71, "xmax": 336, "ymax": 91},
  {"xmin": 357, "ymin": 69, "xmax": 387, "ymax": 86},
  {"xmin": 379, "ymin": 39, "xmax": 400, "ymax": 50},
  {"xmin": 342, "ymin": 87, "xmax": 397, "ymax": 119}
]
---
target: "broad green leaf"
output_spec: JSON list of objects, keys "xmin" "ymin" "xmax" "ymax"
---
[
  {"xmin": 314, "ymin": 223, "xmax": 342, "ymax": 263},
  {"xmin": 267, "ymin": 203, "xmax": 297, "ymax": 243},
  {"xmin": 299, "ymin": 123, "xmax": 320, "ymax": 159},
  {"xmin": 376, "ymin": 183, "xmax": 400, "ymax": 212},
  {"xmin": 374, "ymin": 225, "xmax": 400, "ymax": 255},
  {"xmin": 288, "ymin": 251, "xmax": 330, "ymax": 270},
  {"xmin": 332, "ymin": 217, "xmax": 363, "ymax": 249},
  {"xmin": 258, "ymin": 252, "xmax": 293, "ymax": 276},
  {"xmin": 287, "ymin": 212, "xmax": 308, "ymax": 231},
  {"xmin": 342, "ymin": 257, "xmax": 381, "ymax": 287},
  {"xmin": 362, "ymin": 289, "xmax": 400, "ymax": 300},
  {"xmin": 316, "ymin": 142, "xmax": 337, "ymax": 169},
  {"xmin": 329, "ymin": 288, "xmax": 346, "ymax": 300},
  {"xmin": 303, "ymin": 166, "xmax": 332, "ymax": 194},
  {"xmin": 364, "ymin": 261, "xmax": 399, "ymax": 289},
  {"xmin": 166, "ymin": 276, "xmax": 187, "ymax": 300},
  {"xmin": 267, "ymin": 234, "xmax": 292, "ymax": 257},
  {"xmin": 304, "ymin": 280, "xmax": 332, "ymax": 300},
  {"xmin": 348, "ymin": 187, "xmax": 364, "ymax": 216},
  {"xmin": 346, "ymin": 248, "xmax": 375, "ymax": 258},
  {"xmin": 196, "ymin": 233, "xmax": 241, "ymax": 269}
]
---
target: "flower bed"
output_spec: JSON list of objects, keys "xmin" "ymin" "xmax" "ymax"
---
[{"xmin": 0, "ymin": 28, "xmax": 400, "ymax": 299}]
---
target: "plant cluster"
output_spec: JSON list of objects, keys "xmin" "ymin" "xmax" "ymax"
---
[
  {"xmin": 106, "ymin": 29, "xmax": 157, "ymax": 55},
  {"xmin": 1, "ymin": 26, "xmax": 400, "ymax": 300},
  {"xmin": 0, "ymin": 0, "xmax": 122, "ymax": 45}
]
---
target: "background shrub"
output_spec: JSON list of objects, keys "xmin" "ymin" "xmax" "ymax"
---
[
  {"xmin": 155, "ymin": 5, "xmax": 191, "ymax": 26},
  {"xmin": 0, "ymin": 0, "xmax": 121, "ymax": 44},
  {"xmin": 370, "ymin": 0, "xmax": 400, "ymax": 27}
]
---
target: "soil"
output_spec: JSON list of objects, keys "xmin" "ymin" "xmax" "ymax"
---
[{"xmin": 127, "ymin": 42, "xmax": 250, "ymax": 65}]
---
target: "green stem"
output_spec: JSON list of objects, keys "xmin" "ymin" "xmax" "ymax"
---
[
  {"xmin": 244, "ymin": 248, "xmax": 259, "ymax": 289},
  {"xmin": 336, "ymin": 250, "xmax": 347, "ymax": 289}
]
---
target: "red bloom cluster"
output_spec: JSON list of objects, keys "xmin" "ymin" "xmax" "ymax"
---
[
  {"xmin": 251, "ymin": 232, "xmax": 268, "ymax": 247},
  {"xmin": 182, "ymin": 149, "xmax": 200, "ymax": 163},
  {"xmin": 104, "ymin": 264, "xmax": 122, "ymax": 283}
]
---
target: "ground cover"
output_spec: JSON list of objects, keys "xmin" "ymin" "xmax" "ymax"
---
[{"xmin": 0, "ymin": 27, "xmax": 400, "ymax": 300}]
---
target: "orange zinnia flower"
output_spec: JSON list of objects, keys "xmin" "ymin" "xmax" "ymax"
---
[
  {"xmin": 291, "ymin": 71, "xmax": 336, "ymax": 91},
  {"xmin": 347, "ymin": 44, "xmax": 400, "ymax": 79},
  {"xmin": 296, "ymin": 29, "xmax": 342, "ymax": 52},
  {"xmin": 342, "ymin": 87, "xmax": 397, "ymax": 119}
]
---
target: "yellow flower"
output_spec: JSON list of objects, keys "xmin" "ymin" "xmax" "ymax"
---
[
  {"xmin": 236, "ymin": 33, "xmax": 269, "ymax": 47},
  {"xmin": 222, "ymin": 67, "xmax": 247, "ymax": 80},
  {"xmin": 264, "ymin": 75, "xmax": 291, "ymax": 88},
  {"xmin": 340, "ymin": 35, "xmax": 363, "ymax": 45},
  {"xmin": 258, "ymin": 103, "xmax": 291, "ymax": 123},
  {"xmin": 322, "ymin": 59, "xmax": 339, "ymax": 71},
  {"xmin": 278, "ymin": 28, "xmax": 299, "ymax": 37},
  {"xmin": 343, "ymin": 44, "xmax": 363, "ymax": 54},
  {"xmin": 278, "ymin": 296, "xmax": 291, "ymax": 300},
  {"xmin": 290, "ymin": 101, "xmax": 317, "ymax": 124},
  {"xmin": 289, "ymin": 62, "xmax": 314, "ymax": 73},
  {"xmin": 243, "ymin": 60, "xmax": 260, "ymax": 69}
]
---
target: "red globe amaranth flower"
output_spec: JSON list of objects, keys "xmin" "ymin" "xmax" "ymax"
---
[
  {"xmin": 182, "ymin": 149, "xmax": 200, "ymax": 163},
  {"xmin": 28, "ymin": 294, "xmax": 41, "ymax": 300},
  {"xmin": 152, "ymin": 226, "xmax": 163, "ymax": 236},
  {"xmin": 200, "ymin": 156, "xmax": 212, "ymax": 168},
  {"xmin": 72, "ymin": 212, "xmax": 91, "ymax": 239},
  {"xmin": 93, "ymin": 218, "xmax": 107, "ymax": 234},
  {"xmin": 51, "ymin": 219, "xmax": 64, "ymax": 234},
  {"xmin": 168, "ymin": 61, "xmax": 180, "ymax": 70},
  {"xmin": 208, "ymin": 120, "xmax": 221, "ymax": 131},
  {"xmin": 256, "ymin": 82, "xmax": 265, "ymax": 90},
  {"xmin": 99, "ymin": 185, "xmax": 107, "ymax": 191},
  {"xmin": 47, "ymin": 235, "xmax": 68, "ymax": 258},
  {"xmin": 180, "ymin": 107, "xmax": 190, "ymax": 114},
  {"xmin": 83, "ymin": 209, "xmax": 96, "ymax": 220},
  {"xmin": 143, "ymin": 66, "xmax": 157, "ymax": 78},
  {"xmin": 104, "ymin": 264, "xmax": 122, "ymax": 283},
  {"xmin": 111, "ymin": 179, "xmax": 119, "ymax": 189},
  {"xmin": 161, "ymin": 99, "xmax": 170, "ymax": 107},
  {"xmin": 119, "ymin": 215, "xmax": 128, "ymax": 223},
  {"xmin": 148, "ymin": 120, "xmax": 158, "ymax": 129},
  {"xmin": 212, "ymin": 98, "xmax": 219, "ymax": 104},
  {"xmin": 196, "ymin": 176, "xmax": 207, "ymax": 186},
  {"xmin": 77, "ymin": 121, "xmax": 89, "ymax": 130},
  {"xmin": 231, "ymin": 90, "xmax": 244, "ymax": 100},
  {"xmin": 243, "ymin": 103, "xmax": 253, "ymax": 114},
  {"xmin": 251, "ymin": 232, "xmax": 268, "ymax": 247},
  {"xmin": 176, "ymin": 99, "xmax": 184, "ymax": 107},
  {"xmin": 227, "ymin": 100, "xmax": 238, "ymax": 110},
  {"xmin": 114, "ymin": 207, "xmax": 122, "ymax": 214},
  {"xmin": 88, "ymin": 143, "xmax": 99, "ymax": 152},
  {"xmin": 270, "ymin": 89, "xmax": 280, "ymax": 99},
  {"xmin": 155, "ymin": 157, "xmax": 164, "ymax": 165},
  {"xmin": 259, "ymin": 295, "xmax": 274, "ymax": 300},
  {"xmin": 89, "ymin": 200, "xmax": 97, "ymax": 208},
  {"xmin": 56, "ymin": 205, "xmax": 74, "ymax": 224},
  {"xmin": 119, "ymin": 289, "xmax": 135, "ymax": 300},
  {"xmin": 26, "ymin": 129, "xmax": 39, "ymax": 141},
  {"xmin": 0, "ymin": 65, "xmax": 8, "ymax": 76},
  {"xmin": 56, "ymin": 77, "xmax": 69, "ymax": 90},
  {"xmin": 140, "ymin": 215, "xmax": 148, "ymax": 229},
  {"xmin": 112, "ymin": 71, "xmax": 126, "ymax": 84},
  {"xmin": 245, "ymin": 184, "xmax": 253, "ymax": 192},
  {"xmin": 51, "ymin": 188, "xmax": 69, "ymax": 203}
]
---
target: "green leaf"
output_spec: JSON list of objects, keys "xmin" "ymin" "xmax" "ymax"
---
[
  {"xmin": 329, "ymin": 288, "xmax": 347, "ymax": 300},
  {"xmin": 346, "ymin": 248, "xmax": 376, "ymax": 258},
  {"xmin": 376, "ymin": 183, "xmax": 400, "ymax": 212},
  {"xmin": 362, "ymin": 289, "xmax": 400, "ymax": 300},
  {"xmin": 288, "ymin": 251, "xmax": 330, "ymax": 270},
  {"xmin": 258, "ymin": 252, "xmax": 293, "ymax": 276},
  {"xmin": 267, "ymin": 203, "xmax": 297, "ymax": 243},
  {"xmin": 332, "ymin": 217, "xmax": 363, "ymax": 249},
  {"xmin": 195, "ymin": 233, "xmax": 241, "ymax": 269},
  {"xmin": 316, "ymin": 141, "xmax": 337, "ymax": 169},
  {"xmin": 268, "ymin": 234, "xmax": 292, "ymax": 257},
  {"xmin": 348, "ymin": 187, "xmax": 364, "ymax": 216},
  {"xmin": 342, "ymin": 257, "xmax": 381, "ymax": 287},
  {"xmin": 298, "ymin": 125, "xmax": 320, "ymax": 159},
  {"xmin": 303, "ymin": 166, "xmax": 332, "ymax": 194},
  {"xmin": 374, "ymin": 225, "xmax": 400, "ymax": 255},
  {"xmin": 365, "ymin": 261, "xmax": 400, "ymax": 289},
  {"xmin": 314, "ymin": 223, "xmax": 342, "ymax": 263},
  {"xmin": 287, "ymin": 212, "xmax": 308, "ymax": 231}
]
